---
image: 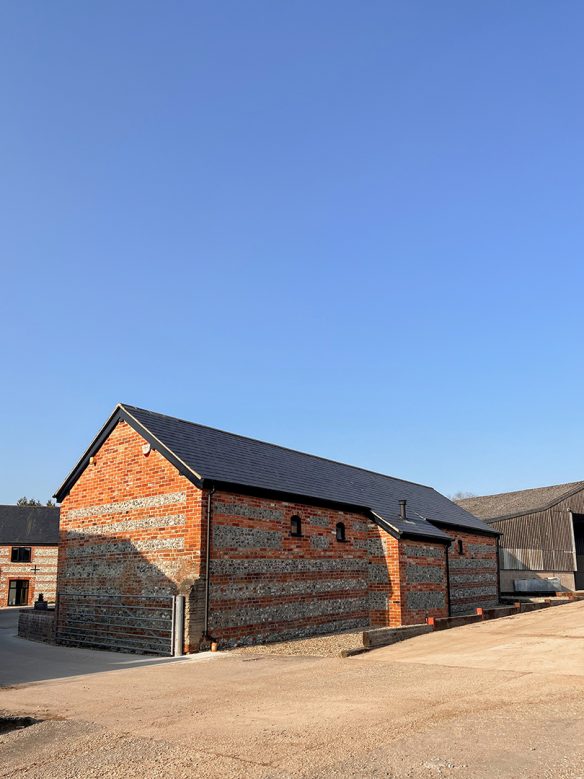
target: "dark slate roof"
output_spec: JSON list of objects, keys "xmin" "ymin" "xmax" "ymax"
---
[
  {"xmin": 0, "ymin": 505, "xmax": 60, "ymax": 545},
  {"xmin": 456, "ymin": 481, "xmax": 584, "ymax": 522},
  {"xmin": 63, "ymin": 404, "xmax": 495, "ymax": 541}
]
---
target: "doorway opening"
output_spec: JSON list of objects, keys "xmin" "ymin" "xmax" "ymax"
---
[
  {"xmin": 573, "ymin": 514, "xmax": 584, "ymax": 590},
  {"xmin": 8, "ymin": 579, "xmax": 30, "ymax": 606}
]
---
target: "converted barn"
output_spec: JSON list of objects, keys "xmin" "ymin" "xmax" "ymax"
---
[
  {"xmin": 0, "ymin": 505, "xmax": 59, "ymax": 606},
  {"xmin": 54, "ymin": 404, "xmax": 499, "ymax": 654},
  {"xmin": 457, "ymin": 481, "xmax": 584, "ymax": 593}
]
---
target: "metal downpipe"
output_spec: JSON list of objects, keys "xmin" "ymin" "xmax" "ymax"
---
[{"xmin": 203, "ymin": 485, "xmax": 215, "ymax": 641}]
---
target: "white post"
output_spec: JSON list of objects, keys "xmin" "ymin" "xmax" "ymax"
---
[{"xmin": 173, "ymin": 595, "xmax": 185, "ymax": 657}]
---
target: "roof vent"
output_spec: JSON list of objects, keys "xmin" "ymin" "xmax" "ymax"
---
[{"xmin": 399, "ymin": 499, "xmax": 407, "ymax": 520}]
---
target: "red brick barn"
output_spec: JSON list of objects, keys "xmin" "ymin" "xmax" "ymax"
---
[{"xmin": 54, "ymin": 404, "xmax": 499, "ymax": 654}]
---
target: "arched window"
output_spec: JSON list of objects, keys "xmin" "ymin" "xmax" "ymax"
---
[
  {"xmin": 457, "ymin": 539, "xmax": 464, "ymax": 555},
  {"xmin": 290, "ymin": 515, "xmax": 302, "ymax": 537},
  {"xmin": 336, "ymin": 522, "xmax": 346, "ymax": 542}
]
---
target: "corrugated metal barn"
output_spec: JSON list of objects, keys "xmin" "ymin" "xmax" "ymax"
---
[{"xmin": 457, "ymin": 482, "xmax": 584, "ymax": 593}]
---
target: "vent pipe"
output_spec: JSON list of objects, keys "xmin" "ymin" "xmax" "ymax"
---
[{"xmin": 399, "ymin": 500, "xmax": 407, "ymax": 520}]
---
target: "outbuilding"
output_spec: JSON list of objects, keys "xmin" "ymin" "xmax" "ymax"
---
[
  {"xmin": 457, "ymin": 481, "xmax": 584, "ymax": 593},
  {"xmin": 54, "ymin": 404, "xmax": 499, "ymax": 654},
  {"xmin": 0, "ymin": 505, "xmax": 59, "ymax": 606}
]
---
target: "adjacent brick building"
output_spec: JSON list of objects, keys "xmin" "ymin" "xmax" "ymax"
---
[
  {"xmin": 54, "ymin": 404, "xmax": 499, "ymax": 653},
  {"xmin": 0, "ymin": 505, "xmax": 59, "ymax": 607}
]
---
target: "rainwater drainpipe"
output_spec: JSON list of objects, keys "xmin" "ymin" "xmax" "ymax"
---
[
  {"xmin": 203, "ymin": 484, "xmax": 215, "ymax": 641},
  {"xmin": 445, "ymin": 543, "xmax": 452, "ymax": 617}
]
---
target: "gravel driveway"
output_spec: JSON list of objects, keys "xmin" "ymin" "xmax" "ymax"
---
[{"xmin": 1, "ymin": 602, "xmax": 584, "ymax": 778}]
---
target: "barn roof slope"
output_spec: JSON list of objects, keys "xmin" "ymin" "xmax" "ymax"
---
[
  {"xmin": 56, "ymin": 404, "xmax": 496, "ymax": 541},
  {"xmin": 0, "ymin": 505, "xmax": 60, "ymax": 545},
  {"xmin": 456, "ymin": 481, "xmax": 584, "ymax": 521}
]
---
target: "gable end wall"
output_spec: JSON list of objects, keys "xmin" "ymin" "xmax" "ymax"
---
[{"xmin": 56, "ymin": 420, "xmax": 205, "ymax": 650}]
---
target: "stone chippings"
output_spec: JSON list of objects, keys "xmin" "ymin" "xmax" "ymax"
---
[
  {"xmin": 65, "ymin": 537, "xmax": 184, "ymax": 558},
  {"xmin": 212, "ymin": 525, "xmax": 282, "ymax": 550},
  {"xmin": 307, "ymin": 515, "xmax": 329, "ymax": 527},
  {"xmin": 449, "ymin": 557, "xmax": 497, "ymax": 570},
  {"xmin": 406, "ymin": 563, "xmax": 443, "ymax": 584},
  {"xmin": 80, "ymin": 513, "xmax": 186, "ymax": 536},
  {"xmin": 211, "ymin": 592, "xmax": 367, "ymax": 628},
  {"xmin": 406, "ymin": 591, "xmax": 445, "ymax": 610},
  {"xmin": 467, "ymin": 543, "xmax": 495, "ymax": 554},
  {"xmin": 214, "ymin": 502, "xmax": 283, "ymax": 521},
  {"xmin": 65, "ymin": 491, "xmax": 187, "ymax": 521},
  {"xmin": 368, "ymin": 591, "xmax": 390, "ymax": 610},
  {"xmin": 451, "ymin": 586, "xmax": 498, "ymax": 599},
  {"xmin": 310, "ymin": 535, "xmax": 330, "ymax": 550},
  {"xmin": 368, "ymin": 563, "xmax": 391, "ymax": 584},
  {"xmin": 211, "ymin": 577, "xmax": 367, "ymax": 601},
  {"xmin": 450, "ymin": 573, "xmax": 495, "ymax": 584},
  {"xmin": 404, "ymin": 545, "xmax": 443, "ymax": 559},
  {"xmin": 210, "ymin": 558, "xmax": 365, "ymax": 576}
]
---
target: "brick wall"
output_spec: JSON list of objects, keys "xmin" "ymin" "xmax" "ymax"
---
[
  {"xmin": 0, "ymin": 544, "xmax": 58, "ymax": 607},
  {"xmin": 207, "ymin": 491, "xmax": 370, "ymax": 646},
  {"xmin": 368, "ymin": 528, "xmax": 449, "ymax": 627},
  {"xmin": 444, "ymin": 529, "xmax": 498, "ymax": 614},
  {"xmin": 18, "ymin": 609, "xmax": 55, "ymax": 643},
  {"xmin": 56, "ymin": 420, "xmax": 205, "ymax": 650}
]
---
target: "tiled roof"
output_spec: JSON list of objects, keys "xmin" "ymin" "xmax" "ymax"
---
[
  {"xmin": 0, "ymin": 505, "xmax": 60, "ymax": 545},
  {"xmin": 456, "ymin": 481, "xmax": 584, "ymax": 521},
  {"xmin": 108, "ymin": 405, "xmax": 496, "ymax": 540}
]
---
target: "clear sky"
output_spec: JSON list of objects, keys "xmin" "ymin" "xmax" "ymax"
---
[{"xmin": 2, "ymin": 2, "xmax": 584, "ymax": 505}]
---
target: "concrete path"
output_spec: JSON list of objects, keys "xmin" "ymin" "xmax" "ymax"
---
[
  {"xmin": 0, "ymin": 608, "xmax": 187, "ymax": 686},
  {"xmin": 374, "ymin": 599, "xmax": 584, "ymax": 674},
  {"xmin": 1, "ymin": 602, "xmax": 584, "ymax": 778}
]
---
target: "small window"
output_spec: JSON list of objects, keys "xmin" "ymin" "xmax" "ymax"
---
[
  {"xmin": 336, "ymin": 522, "xmax": 346, "ymax": 542},
  {"xmin": 290, "ymin": 515, "xmax": 302, "ymax": 537},
  {"xmin": 11, "ymin": 547, "xmax": 31, "ymax": 563},
  {"xmin": 457, "ymin": 540, "xmax": 464, "ymax": 555}
]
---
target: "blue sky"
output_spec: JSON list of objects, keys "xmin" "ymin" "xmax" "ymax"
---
[{"xmin": 1, "ymin": 2, "xmax": 584, "ymax": 504}]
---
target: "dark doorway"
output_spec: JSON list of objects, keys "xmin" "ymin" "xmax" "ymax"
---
[
  {"xmin": 573, "ymin": 515, "xmax": 584, "ymax": 590},
  {"xmin": 8, "ymin": 579, "xmax": 29, "ymax": 606}
]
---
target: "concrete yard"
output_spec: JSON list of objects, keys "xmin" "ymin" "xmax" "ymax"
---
[{"xmin": 1, "ymin": 603, "xmax": 584, "ymax": 778}]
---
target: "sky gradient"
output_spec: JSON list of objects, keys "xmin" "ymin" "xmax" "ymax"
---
[{"xmin": 2, "ymin": 2, "xmax": 584, "ymax": 504}]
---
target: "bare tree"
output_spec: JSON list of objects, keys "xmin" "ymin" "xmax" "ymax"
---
[{"xmin": 450, "ymin": 491, "xmax": 476, "ymax": 501}]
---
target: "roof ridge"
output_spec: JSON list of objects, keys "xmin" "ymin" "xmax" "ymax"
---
[
  {"xmin": 0, "ymin": 504, "xmax": 58, "ymax": 509},
  {"xmin": 120, "ymin": 403, "xmax": 434, "ymax": 491},
  {"xmin": 460, "ymin": 480, "xmax": 584, "ymax": 502}
]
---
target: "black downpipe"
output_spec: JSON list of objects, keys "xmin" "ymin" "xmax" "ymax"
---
[
  {"xmin": 496, "ymin": 536, "xmax": 501, "ymax": 604},
  {"xmin": 203, "ymin": 485, "xmax": 215, "ymax": 640},
  {"xmin": 445, "ymin": 543, "xmax": 452, "ymax": 617}
]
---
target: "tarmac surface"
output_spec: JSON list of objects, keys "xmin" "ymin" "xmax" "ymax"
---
[{"xmin": 1, "ymin": 602, "xmax": 584, "ymax": 778}]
